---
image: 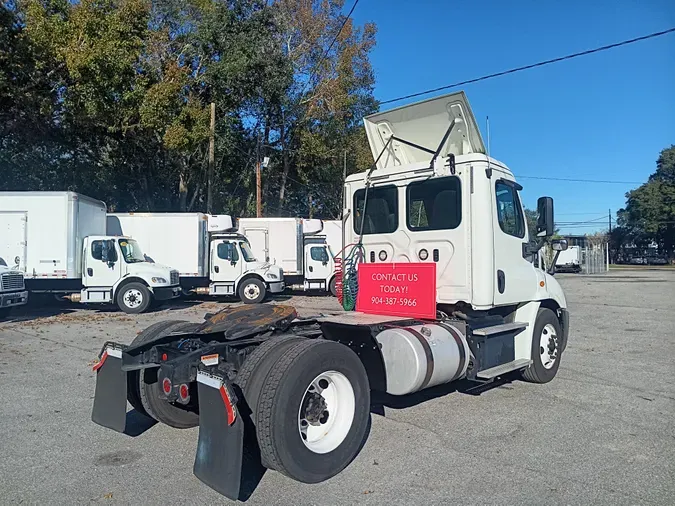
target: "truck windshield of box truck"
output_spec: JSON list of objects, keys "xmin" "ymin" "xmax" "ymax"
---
[
  {"xmin": 239, "ymin": 241, "xmax": 257, "ymax": 262},
  {"xmin": 118, "ymin": 239, "xmax": 145, "ymax": 263}
]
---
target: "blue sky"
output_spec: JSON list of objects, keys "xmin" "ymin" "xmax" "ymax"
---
[{"xmin": 350, "ymin": 0, "xmax": 675, "ymax": 234}]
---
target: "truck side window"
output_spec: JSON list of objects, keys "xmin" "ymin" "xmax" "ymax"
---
[
  {"xmin": 91, "ymin": 240, "xmax": 117, "ymax": 262},
  {"xmin": 407, "ymin": 176, "xmax": 461, "ymax": 231},
  {"xmin": 495, "ymin": 182, "xmax": 525, "ymax": 238},
  {"xmin": 310, "ymin": 246, "xmax": 329, "ymax": 262},
  {"xmin": 353, "ymin": 185, "xmax": 398, "ymax": 235},
  {"xmin": 217, "ymin": 241, "xmax": 239, "ymax": 262}
]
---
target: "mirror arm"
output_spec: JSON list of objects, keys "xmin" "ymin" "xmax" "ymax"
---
[{"xmin": 547, "ymin": 250, "xmax": 562, "ymax": 275}]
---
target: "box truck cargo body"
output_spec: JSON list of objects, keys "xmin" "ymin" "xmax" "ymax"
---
[
  {"xmin": 0, "ymin": 192, "xmax": 180, "ymax": 313},
  {"xmin": 238, "ymin": 217, "xmax": 336, "ymax": 295},
  {"xmin": 108, "ymin": 213, "xmax": 284, "ymax": 304}
]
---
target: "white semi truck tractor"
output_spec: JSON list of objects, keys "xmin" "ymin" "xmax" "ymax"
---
[
  {"xmin": 91, "ymin": 91, "xmax": 570, "ymax": 500},
  {"xmin": 0, "ymin": 192, "xmax": 180, "ymax": 314}
]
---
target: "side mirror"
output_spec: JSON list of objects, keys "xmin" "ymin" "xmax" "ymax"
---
[
  {"xmin": 537, "ymin": 196, "xmax": 554, "ymax": 237},
  {"xmin": 552, "ymin": 239, "xmax": 568, "ymax": 252}
]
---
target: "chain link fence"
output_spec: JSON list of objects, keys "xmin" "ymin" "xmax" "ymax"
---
[{"xmin": 581, "ymin": 245, "xmax": 609, "ymax": 274}]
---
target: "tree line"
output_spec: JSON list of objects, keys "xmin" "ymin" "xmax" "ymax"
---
[
  {"xmin": 612, "ymin": 146, "xmax": 675, "ymax": 260},
  {"xmin": 0, "ymin": 0, "xmax": 377, "ymax": 218}
]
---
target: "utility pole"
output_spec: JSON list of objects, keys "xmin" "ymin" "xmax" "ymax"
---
[
  {"xmin": 256, "ymin": 159, "xmax": 262, "ymax": 218},
  {"xmin": 207, "ymin": 102, "xmax": 215, "ymax": 214},
  {"xmin": 608, "ymin": 209, "xmax": 612, "ymax": 265},
  {"xmin": 608, "ymin": 209, "xmax": 612, "ymax": 234},
  {"xmin": 255, "ymin": 131, "xmax": 262, "ymax": 218}
]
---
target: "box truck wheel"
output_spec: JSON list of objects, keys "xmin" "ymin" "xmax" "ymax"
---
[
  {"xmin": 136, "ymin": 320, "xmax": 202, "ymax": 428},
  {"xmin": 253, "ymin": 340, "xmax": 370, "ymax": 483},
  {"xmin": 238, "ymin": 278, "xmax": 266, "ymax": 304},
  {"xmin": 521, "ymin": 308, "xmax": 562, "ymax": 384},
  {"xmin": 329, "ymin": 277, "xmax": 338, "ymax": 297},
  {"xmin": 117, "ymin": 282, "xmax": 152, "ymax": 314}
]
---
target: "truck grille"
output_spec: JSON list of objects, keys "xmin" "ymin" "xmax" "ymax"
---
[
  {"xmin": 170, "ymin": 271, "xmax": 179, "ymax": 285},
  {"xmin": 1, "ymin": 273, "xmax": 24, "ymax": 291}
]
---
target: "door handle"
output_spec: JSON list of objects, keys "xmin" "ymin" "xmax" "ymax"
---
[
  {"xmin": 214, "ymin": 265, "xmax": 219, "ymax": 273},
  {"xmin": 309, "ymin": 266, "xmax": 313, "ymax": 272},
  {"xmin": 87, "ymin": 268, "xmax": 93, "ymax": 276},
  {"xmin": 497, "ymin": 270, "xmax": 505, "ymax": 294}
]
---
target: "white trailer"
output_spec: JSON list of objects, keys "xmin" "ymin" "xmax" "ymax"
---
[
  {"xmin": 0, "ymin": 192, "xmax": 180, "ymax": 313},
  {"xmin": 237, "ymin": 217, "xmax": 336, "ymax": 295},
  {"xmin": 92, "ymin": 91, "xmax": 571, "ymax": 501},
  {"xmin": 555, "ymin": 245, "xmax": 582, "ymax": 273},
  {"xmin": 107, "ymin": 213, "xmax": 284, "ymax": 304}
]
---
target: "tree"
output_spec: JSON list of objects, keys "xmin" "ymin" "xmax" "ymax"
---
[{"xmin": 616, "ymin": 146, "xmax": 675, "ymax": 258}]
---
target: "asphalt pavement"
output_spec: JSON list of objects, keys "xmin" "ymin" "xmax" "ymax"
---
[{"xmin": 1, "ymin": 269, "xmax": 673, "ymax": 505}]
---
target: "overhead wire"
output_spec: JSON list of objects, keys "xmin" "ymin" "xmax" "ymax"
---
[{"xmin": 380, "ymin": 27, "xmax": 675, "ymax": 105}]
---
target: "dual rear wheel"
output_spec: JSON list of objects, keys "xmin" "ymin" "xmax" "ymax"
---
[{"xmin": 237, "ymin": 338, "xmax": 371, "ymax": 483}]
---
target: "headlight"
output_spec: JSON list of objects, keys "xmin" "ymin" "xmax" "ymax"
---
[
  {"xmin": 151, "ymin": 277, "xmax": 167, "ymax": 284},
  {"xmin": 266, "ymin": 272, "xmax": 278, "ymax": 280}
]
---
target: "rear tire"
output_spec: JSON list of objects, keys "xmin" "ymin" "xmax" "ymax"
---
[
  {"xmin": 117, "ymin": 282, "xmax": 152, "ymax": 314},
  {"xmin": 238, "ymin": 278, "xmax": 266, "ymax": 304},
  {"xmin": 521, "ymin": 308, "xmax": 562, "ymax": 383},
  {"xmin": 329, "ymin": 277, "xmax": 338, "ymax": 297},
  {"xmin": 134, "ymin": 321, "xmax": 201, "ymax": 428},
  {"xmin": 253, "ymin": 340, "xmax": 370, "ymax": 483}
]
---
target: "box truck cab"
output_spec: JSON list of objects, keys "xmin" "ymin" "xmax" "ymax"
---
[
  {"xmin": 0, "ymin": 258, "xmax": 28, "ymax": 320},
  {"xmin": 107, "ymin": 213, "xmax": 284, "ymax": 304},
  {"xmin": 0, "ymin": 192, "xmax": 180, "ymax": 314},
  {"xmin": 237, "ymin": 217, "xmax": 337, "ymax": 295}
]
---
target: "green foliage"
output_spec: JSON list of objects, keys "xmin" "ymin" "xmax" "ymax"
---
[
  {"xmin": 0, "ymin": 0, "xmax": 378, "ymax": 218},
  {"xmin": 614, "ymin": 146, "xmax": 675, "ymax": 257}
]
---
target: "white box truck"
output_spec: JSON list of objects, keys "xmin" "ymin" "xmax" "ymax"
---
[
  {"xmin": 0, "ymin": 192, "xmax": 180, "ymax": 313},
  {"xmin": 322, "ymin": 219, "xmax": 344, "ymax": 257},
  {"xmin": 107, "ymin": 213, "xmax": 284, "ymax": 304},
  {"xmin": 0, "ymin": 211, "xmax": 30, "ymax": 319},
  {"xmin": 555, "ymin": 245, "xmax": 582, "ymax": 273},
  {"xmin": 237, "ymin": 217, "xmax": 337, "ymax": 295},
  {"xmin": 92, "ymin": 91, "xmax": 571, "ymax": 501}
]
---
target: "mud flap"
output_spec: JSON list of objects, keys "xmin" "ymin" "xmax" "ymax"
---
[
  {"xmin": 91, "ymin": 345, "xmax": 128, "ymax": 433},
  {"xmin": 194, "ymin": 370, "xmax": 244, "ymax": 501}
]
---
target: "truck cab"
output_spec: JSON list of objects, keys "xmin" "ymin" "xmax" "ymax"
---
[
  {"xmin": 206, "ymin": 231, "xmax": 284, "ymax": 303},
  {"xmin": 0, "ymin": 257, "xmax": 28, "ymax": 320},
  {"xmin": 77, "ymin": 235, "xmax": 180, "ymax": 313},
  {"xmin": 345, "ymin": 91, "xmax": 569, "ymax": 365}
]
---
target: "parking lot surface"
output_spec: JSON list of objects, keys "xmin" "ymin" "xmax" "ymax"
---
[{"xmin": 1, "ymin": 269, "xmax": 674, "ymax": 505}]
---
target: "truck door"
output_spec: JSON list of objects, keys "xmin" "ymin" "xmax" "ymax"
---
[
  {"xmin": 305, "ymin": 244, "xmax": 331, "ymax": 281},
  {"xmin": 0, "ymin": 211, "xmax": 27, "ymax": 271},
  {"xmin": 211, "ymin": 239, "xmax": 243, "ymax": 283},
  {"xmin": 492, "ymin": 179, "xmax": 539, "ymax": 306},
  {"xmin": 84, "ymin": 238, "xmax": 122, "ymax": 288}
]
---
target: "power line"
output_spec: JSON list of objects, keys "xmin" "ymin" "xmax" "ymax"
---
[
  {"xmin": 557, "ymin": 216, "xmax": 609, "ymax": 225},
  {"xmin": 380, "ymin": 27, "xmax": 675, "ymax": 105},
  {"xmin": 515, "ymin": 175, "xmax": 643, "ymax": 184},
  {"xmin": 299, "ymin": 0, "xmax": 360, "ymax": 97}
]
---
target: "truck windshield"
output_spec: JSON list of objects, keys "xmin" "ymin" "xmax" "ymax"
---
[
  {"xmin": 239, "ymin": 242, "xmax": 257, "ymax": 262},
  {"xmin": 118, "ymin": 239, "xmax": 146, "ymax": 263}
]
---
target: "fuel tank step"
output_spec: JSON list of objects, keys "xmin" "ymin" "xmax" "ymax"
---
[
  {"xmin": 472, "ymin": 322, "xmax": 528, "ymax": 336},
  {"xmin": 476, "ymin": 358, "xmax": 532, "ymax": 380}
]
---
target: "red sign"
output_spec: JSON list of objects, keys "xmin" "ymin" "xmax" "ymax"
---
[{"xmin": 356, "ymin": 263, "xmax": 436, "ymax": 320}]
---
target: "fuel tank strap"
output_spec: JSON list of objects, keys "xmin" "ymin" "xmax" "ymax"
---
[
  {"xmin": 404, "ymin": 327, "xmax": 434, "ymax": 390},
  {"xmin": 437, "ymin": 323, "xmax": 467, "ymax": 381}
]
